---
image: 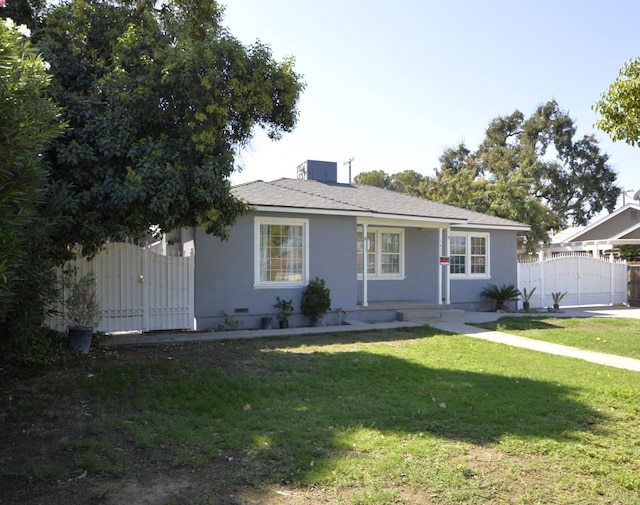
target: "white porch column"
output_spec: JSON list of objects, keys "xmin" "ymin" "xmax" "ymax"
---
[
  {"xmin": 438, "ymin": 227, "xmax": 443, "ymax": 305},
  {"xmin": 362, "ymin": 223, "xmax": 368, "ymax": 307},
  {"xmin": 538, "ymin": 250, "xmax": 545, "ymax": 307},
  {"xmin": 444, "ymin": 227, "xmax": 451, "ymax": 305}
]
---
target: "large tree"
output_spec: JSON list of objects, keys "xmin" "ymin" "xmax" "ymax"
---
[
  {"xmin": 476, "ymin": 101, "xmax": 619, "ymax": 229},
  {"xmin": 357, "ymin": 101, "xmax": 620, "ymax": 249},
  {"xmin": 594, "ymin": 57, "xmax": 640, "ymax": 147},
  {"xmin": 37, "ymin": 0, "xmax": 304, "ymax": 256}
]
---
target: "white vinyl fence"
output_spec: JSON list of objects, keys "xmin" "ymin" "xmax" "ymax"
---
[
  {"xmin": 50, "ymin": 242, "xmax": 195, "ymax": 333},
  {"xmin": 518, "ymin": 253, "xmax": 627, "ymax": 308}
]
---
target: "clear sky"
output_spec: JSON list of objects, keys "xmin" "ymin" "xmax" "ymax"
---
[{"xmin": 223, "ymin": 0, "xmax": 639, "ymax": 207}]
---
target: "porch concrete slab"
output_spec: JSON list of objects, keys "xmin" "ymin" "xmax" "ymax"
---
[{"xmin": 396, "ymin": 308, "xmax": 465, "ymax": 323}]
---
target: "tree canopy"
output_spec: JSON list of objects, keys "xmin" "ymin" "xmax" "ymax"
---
[
  {"xmin": 594, "ymin": 56, "xmax": 640, "ymax": 147},
  {"xmin": 356, "ymin": 101, "xmax": 620, "ymax": 249},
  {"xmin": 36, "ymin": 0, "xmax": 304, "ymax": 255},
  {"xmin": 353, "ymin": 170, "xmax": 390, "ymax": 189},
  {"xmin": 352, "ymin": 169, "xmax": 424, "ymax": 196}
]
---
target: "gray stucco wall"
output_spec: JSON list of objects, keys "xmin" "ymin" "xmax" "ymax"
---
[
  {"xmin": 194, "ymin": 212, "xmax": 356, "ymax": 330},
  {"xmin": 194, "ymin": 214, "xmax": 521, "ymax": 327},
  {"xmin": 449, "ymin": 228, "xmax": 519, "ymax": 311}
]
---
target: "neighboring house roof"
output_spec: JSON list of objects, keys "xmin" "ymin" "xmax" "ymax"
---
[
  {"xmin": 551, "ymin": 203, "xmax": 640, "ymax": 244},
  {"xmin": 551, "ymin": 226, "xmax": 586, "ymax": 244},
  {"xmin": 233, "ymin": 178, "xmax": 529, "ymax": 230},
  {"xmin": 612, "ymin": 222, "xmax": 640, "ymax": 240}
]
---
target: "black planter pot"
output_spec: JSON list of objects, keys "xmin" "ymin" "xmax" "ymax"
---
[
  {"xmin": 68, "ymin": 326, "xmax": 93, "ymax": 354},
  {"xmin": 279, "ymin": 320, "xmax": 289, "ymax": 329}
]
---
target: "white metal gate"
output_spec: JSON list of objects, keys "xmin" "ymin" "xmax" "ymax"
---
[
  {"xmin": 50, "ymin": 243, "xmax": 195, "ymax": 333},
  {"xmin": 518, "ymin": 253, "xmax": 627, "ymax": 308}
]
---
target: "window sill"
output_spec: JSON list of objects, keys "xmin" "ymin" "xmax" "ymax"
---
[
  {"xmin": 254, "ymin": 281, "xmax": 306, "ymax": 289},
  {"xmin": 450, "ymin": 274, "xmax": 491, "ymax": 280},
  {"xmin": 357, "ymin": 276, "xmax": 406, "ymax": 281}
]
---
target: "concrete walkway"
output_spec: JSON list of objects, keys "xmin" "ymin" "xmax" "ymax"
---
[
  {"xmin": 427, "ymin": 306, "xmax": 640, "ymax": 372},
  {"xmin": 100, "ymin": 305, "xmax": 640, "ymax": 372}
]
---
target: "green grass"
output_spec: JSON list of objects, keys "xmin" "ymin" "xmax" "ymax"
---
[
  {"xmin": 2, "ymin": 323, "xmax": 640, "ymax": 504},
  {"xmin": 473, "ymin": 316, "xmax": 640, "ymax": 359}
]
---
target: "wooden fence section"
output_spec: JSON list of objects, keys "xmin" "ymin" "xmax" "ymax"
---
[
  {"xmin": 518, "ymin": 254, "xmax": 627, "ymax": 308},
  {"xmin": 50, "ymin": 243, "xmax": 195, "ymax": 333},
  {"xmin": 629, "ymin": 263, "xmax": 640, "ymax": 307}
]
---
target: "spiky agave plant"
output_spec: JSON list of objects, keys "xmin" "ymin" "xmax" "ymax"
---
[
  {"xmin": 551, "ymin": 291, "xmax": 567, "ymax": 309},
  {"xmin": 480, "ymin": 283, "xmax": 520, "ymax": 311},
  {"xmin": 519, "ymin": 287, "xmax": 536, "ymax": 311}
]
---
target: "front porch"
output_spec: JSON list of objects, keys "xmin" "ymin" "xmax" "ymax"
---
[{"xmin": 354, "ymin": 300, "xmax": 463, "ymax": 323}]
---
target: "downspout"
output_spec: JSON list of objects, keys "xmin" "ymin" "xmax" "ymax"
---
[{"xmin": 362, "ymin": 223, "xmax": 368, "ymax": 307}]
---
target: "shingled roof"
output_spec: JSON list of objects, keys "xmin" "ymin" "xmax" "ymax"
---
[{"xmin": 233, "ymin": 178, "xmax": 529, "ymax": 230}]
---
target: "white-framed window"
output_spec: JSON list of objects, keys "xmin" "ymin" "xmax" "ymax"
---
[
  {"xmin": 357, "ymin": 227, "xmax": 404, "ymax": 279},
  {"xmin": 449, "ymin": 232, "xmax": 490, "ymax": 278},
  {"xmin": 254, "ymin": 217, "xmax": 308, "ymax": 288}
]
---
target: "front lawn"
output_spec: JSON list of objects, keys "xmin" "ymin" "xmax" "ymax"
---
[
  {"xmin": 473, "ymin": 316, "xmax": 640, "ymax": 359},
  {"xmin": 1, "ymin": 324, "xmax": 639, "ymax": 504}
]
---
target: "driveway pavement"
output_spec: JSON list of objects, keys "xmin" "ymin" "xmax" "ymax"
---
[{"xmin": 100, "ymin": 305, "xmax": 640, "ymax": 372}]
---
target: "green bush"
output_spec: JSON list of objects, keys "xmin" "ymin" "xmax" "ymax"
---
[
  {"xmin": 4, "ymin": 327, "xmax": 74, "ymax": 366},
  {"xmin": 301, "ymin": 277, "xmax": 331, "ymax": 321}
]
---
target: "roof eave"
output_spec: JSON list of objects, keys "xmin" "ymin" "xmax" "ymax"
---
[
  {"xmin": 451, "ymin": 223, "xmax": 530, "ymax": 232},
  {"xmin": 251, "ymin": 205, "xmax": 467, "ymax": 225}
]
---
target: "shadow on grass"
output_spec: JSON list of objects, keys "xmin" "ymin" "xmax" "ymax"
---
[
  {"xmin": 58, "ymin": 343, "xmax": 604, "ymax": 492},
  {"xmin": 253, "ymin": 324, "xmax": 439, "ymax": 350},
  {"xmin": 471, "ymin": 316, "xmax": 565, "ymax": 332},
  {"xmin": 250, "ymin": 348, "xmax": 601, "ymax": 445}
]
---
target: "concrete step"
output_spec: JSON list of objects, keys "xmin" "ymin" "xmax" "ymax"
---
[{"xmin": 396, "ymin": 308, "xmax": 465, "ymax": 323}]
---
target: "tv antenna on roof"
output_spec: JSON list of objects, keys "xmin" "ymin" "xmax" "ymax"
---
[
  {"xmin": 344, "ymin": 157, "xmax": 354, "ymax": 183},
  {"xmin": 623, "ymin": 188, "xmax": 638, "ymax": 205}
]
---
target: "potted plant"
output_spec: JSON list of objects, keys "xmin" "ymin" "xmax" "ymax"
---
[
  {"xmin": 519, "ymin": 287, "xmax": 536, "ymax": 311},
  {"xmin": 64, "ymin": 271, "xmax": 101, "ymax": 353},
  {"xmin": 480, "ymin": 283, "xmax": 519, "ymax": 311},
  {"xmin": 301, "ymin": 277, "xmax": 331, "ymax": 326},
  {"xmin": 551, "ymin": 291, "xmax": 567, "ymax": 310},
  {"xmin": 273, "ymin": 296, "xmax": 294, "ymax": 328}
]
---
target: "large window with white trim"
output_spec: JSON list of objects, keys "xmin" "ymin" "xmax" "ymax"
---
[
  {"xmin": 357, "ymin": 227, "xmax": 404, "ymax": 279},
  {"xmin": 449, "ymin": 232, "xmax": 489, "ymax": 278},
  {"xmin": 255, "ymin": 217, "xmax": 308, "ymax": 287}
]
